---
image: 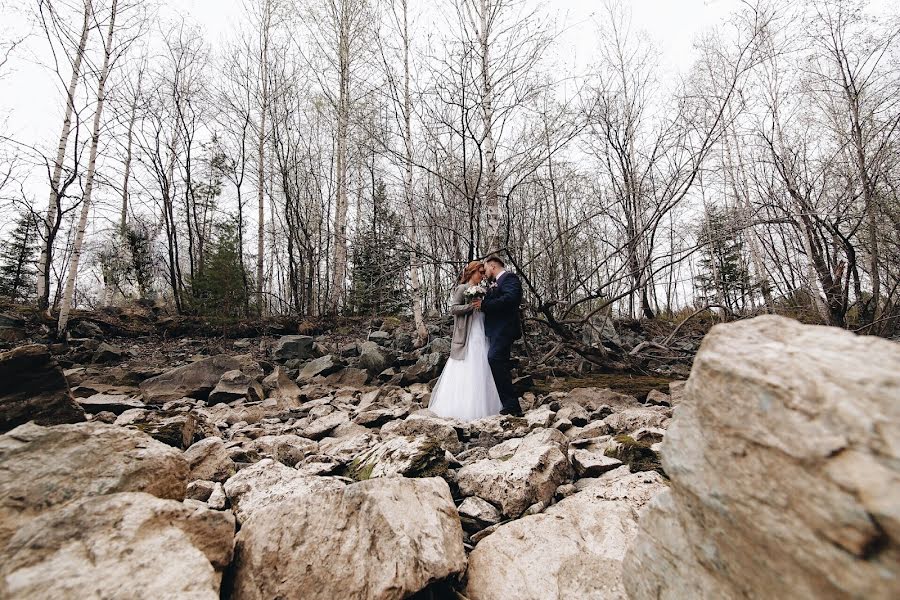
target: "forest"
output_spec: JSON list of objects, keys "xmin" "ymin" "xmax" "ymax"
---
[{"xmin": 0, "ymin": 0, "xmax": 898, "ymax": 345}]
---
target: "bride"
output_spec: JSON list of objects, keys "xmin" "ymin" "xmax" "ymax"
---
[{"xmin": 429, "ymin": 261, "xmax": 503, "ymax": 421}]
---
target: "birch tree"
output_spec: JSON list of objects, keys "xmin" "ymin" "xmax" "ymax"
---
[
  {"xmin": 36, "ymin": 0, "xmax": 92, "ymax": 312},
  {"xmin": 57, "ymin": 0, "xmax": 120, "ymax": 335},
  {"xmin": 303, "ymin": 0, "xmax": 372, "ymax": 314}
]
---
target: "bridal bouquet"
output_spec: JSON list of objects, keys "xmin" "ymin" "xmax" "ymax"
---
[{"xmin": 464, "ymin": 283, "xmax": 488, "ymax": 302}]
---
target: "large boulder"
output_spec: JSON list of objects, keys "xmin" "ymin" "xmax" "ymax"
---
[
  {"xmin": 0, "ymin": 421, "xmax": 188, "ymax": 546},
  {"xmin": 296, "ymin": 355, "xmax": 345, "ymax": 383},
  {"xmin": 301, "ymin": 410, "xmax": 351, "ymax": 440},
  {"xmin": 272, "ymin": 335, "xmax": 317, "ymax": 361},
  {"xmin": 223, "ymin": 459, "xmax": 344, "ymax": 524},
  {"xmin": 400, "ymin": 352, "xmax": 445, "ymax": 385},
  {"xmin": 76, "ymin": 393, "xmax": 145, "ymax": 415},
  {"xmin": 457, "ymin": 429, "xmax": 571, "ymax": 518},
  {"xmin": 559, "ymin": 387, "xmax": 643, "ymax": 413},
  {"xmin": 139, "ymin": 355, "xmax": 242, "ymax": 403},
  {"xmin": 346, "ymin": 435, "xmax": 449, "ymax": 480},
  {"xmin": 466, "ymin": 488, "xmax": 661, "ymax": 599},
  {"xmin": 0, "ymin": 344, "xmax": 85, "ymax": 431},
  {"xmin": 381, "ymin": 413, "xmax": 463, "ymax": 454},
  {"xmin": 229, "ymin": 477, "xmax": 466, "ymax": 600},
  {"xmin": 184, "ymin": 437, "xmax": 236, "ymax": 483},
  {"xmin": 0, "ymin": 312, "xmax": 27, "ymax": 342},
  {"xmin": 246, "ymin": 434, "xmax": 318, "ymax": 467},
  {"xmin": 208, "ymin": 370, "xmax": 264, "ymax": 404},
  {"xmin": 127, "ymin": 410, "xmax": 202, "ymax": 449},
  {"xmin": 358, "ymin": 341, "xmax": 390, "ymax": 376},
  {"xmin": 0, "ymin": 492, "xmax": 234, "ymax": 599},
  {"xmin": 624, "ymin": 316, "xmax": 900, "ymax": 600}
]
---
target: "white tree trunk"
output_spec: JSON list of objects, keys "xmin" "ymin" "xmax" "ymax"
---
[
  {"xmin": 398, "ymin": 0, "xmax": 428, "ymax": 346},
  {"xmin": 57, "ymin": 0, "xmax": 118, "ymax": 336},
  {"xmin": 328, "ymin": 3, "xmax": 351, "ymax": 314},
  {"xmin": 120, "ymin": 68, "xmax": 142, "ymax": 236},
  {"xmin": 255, "ymin": 0, "xmax": 272, "ymax": 316},
  {"xmin": 38, "ymin": 0, "xmax": 92, "ymax": 310},
  {"xmin": 478, "ymin": 0, "xmax": 501, "ymax": 254}
]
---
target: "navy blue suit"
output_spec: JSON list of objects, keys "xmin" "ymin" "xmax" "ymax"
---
[{"xmin": 481, "ymin": 271, "xmax": 523, "ymax": 413}]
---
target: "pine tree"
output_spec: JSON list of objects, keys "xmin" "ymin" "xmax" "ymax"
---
[
  {"xmin": 349, "ymin": 181, "xmax": 408, "ymax": 316},
  {"xmin": 189, "ymin": 221, "xmax": 250, "ymax": 318},
  {"xmin": 696, "ymin": 205, "xmax": 752, "ymax": 313},
  {"xmin": 0, "ymin": 211, "xmax": 40, "ymax": 303}
]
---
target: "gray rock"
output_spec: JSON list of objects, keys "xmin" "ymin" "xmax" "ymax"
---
[
  {"xmin": 624, "ymin": 316, "xmax": 900, "ymax": 600},
  {"xmin": 296, "ymin": 355, "xmax": 345, "ymax": 383},
  {"xmin": 0, "ymin": 421, "xmax": 188, "ymax": 547},
  {"xmin": 0, "ymin": 344, "xmax": 85, "ymax": 432},
  {"xmin": 465, "ymin": 484, "xmax": 664, "ymax": 600},
  {"xmin": 0, "ymin": 313, "xmax": 26, "ymax": 342},
  {"xmin": 645, "ymin": 389, "xmax": 671, "ymax": 406},
  {"xmin": 184, "ymin": 437, "xmax": 236, "ymax": 483},
  {"xmin": 457, "ymin": 428, "xmax": 570, "ymax": 518},
  {"xmin": 140, "ymin": 355, "xmax": 242, "ymax": 403},
  {"xmin": 458, "ymin": 496, "xmax": 502, "ymax": 527},
  {"xmin": 571, "ymin": 448, "xmax": 623, "ymax": 477},
  {"xmin": 0, "ymin": 492, "xmax": 234, "ymax": 600},
  {"xmin": 381, "ymin": 414, "xmax": 463, "ymax": 454},
  {"xmin": 272, "ymin": 335, "xmax": 317, "ymax": 361},
  {"xmin": 367, "ymin": 330, "xmax": 392, "ymax": 345},
  {"xmin": 76, "ymin": 393, "xmax": 146, "ymax": 415},
  {"xmin": 302, "ymin": 410, "xmax": 350, "ymax": 440},
  {"xmin": 560, "ymin": 387, "xmax": 643, "ymax": 412},
  {"xmin": 207, "ymin": 482, "xmax": 227, "ymax": 510},
  {"xmin": 223, "ymin": 459, "xmax": 345, "ymax": 524},
  {"xmin": 187, "ymin": 479, "xmax": 216, "ymax": 502},
  {"xmin": 70, "ymin": 319, "xmax": 103, "ymax": 338},
  {"xmin": 347, "ymin": 435, "xmax": 449, "ymax": 480},
  {"xmin": 92, "ymin": 342, "xmax": 125, "ymax": 363},
  {"xmin": 401, "ymin": 352, "xmax": 445, "ymax": 385},
  {"xmin": 325, "ymin": 367, "xmax": 369, "ymax": 387},
  {"xmin": 358, "ymin": 341, "xmax": 391, "ymax": 375},
  {"xmin": 246, "ymin": 434, "xmax": 318, "ymax": 467},
  {"xmin": 228, "ymin": 477, "xmax": 466, "ymax": 600},
  {"xmin": 208, "ymin": 369, "xmax": 264, "ymax": 404}
]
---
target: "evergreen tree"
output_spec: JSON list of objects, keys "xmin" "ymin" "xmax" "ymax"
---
[
  {"xmin": 189, "ymin": 221, "xmax": 250, "ymax": 318},
  {"xmin": 695, "ymin": 205, "xmax": 752, "ymax": 313},
  {"xmin": 0, "ymin": 211, "xmax": 39, "ymax": 303},
  {"xmin": 125, "ymin": 217, "xmax": 158, "ymax": 299},
  {"xmin": 349, "ymin": 181, "xmax": 408, "ymax": 316}
]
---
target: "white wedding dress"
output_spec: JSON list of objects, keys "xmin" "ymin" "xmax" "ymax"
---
[{"xmin": 429, "ymin": 311, "xmax": 502, "ymax": 421}]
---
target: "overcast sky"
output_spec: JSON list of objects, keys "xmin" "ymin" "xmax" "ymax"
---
[{"xmin": 0, "ymin": 0, "xmax": 745, "ymax": 152}]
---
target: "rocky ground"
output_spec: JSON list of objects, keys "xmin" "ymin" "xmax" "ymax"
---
[{"xmin": 0, "ymin": 310, "xmax": 897, "ymax": 599}]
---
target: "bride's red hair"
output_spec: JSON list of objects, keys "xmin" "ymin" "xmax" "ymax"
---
[{"xmin": 458, "ymin": 261, "xmax": 485, "ymax": 284}]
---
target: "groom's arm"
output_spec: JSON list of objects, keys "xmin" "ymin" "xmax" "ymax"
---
[{"xmin": 481, "ymin": 274, "xmax": 522, "ymax": 314}]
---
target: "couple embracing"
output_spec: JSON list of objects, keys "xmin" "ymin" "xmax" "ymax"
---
[{"xmin": 429, "ymin": 256, "xmax": 524, "ymax": 421}]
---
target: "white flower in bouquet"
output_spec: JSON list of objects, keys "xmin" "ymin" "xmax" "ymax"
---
[{"xmin": 464, "ymin": 283, "xmax": 487, "ymax": 302}]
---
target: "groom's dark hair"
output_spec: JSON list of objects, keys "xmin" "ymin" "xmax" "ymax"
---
[{"xmin": 485, "ymin": 256, "xmax": 505, "ymax": 268}]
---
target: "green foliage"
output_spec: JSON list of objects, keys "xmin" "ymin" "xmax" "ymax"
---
[
  {"xmin": 188, "ymin": 221, "xmax": 249, "ymax": 317},
  {"xmin": 349, "ymin": 180, "xmax": 408, "ymax": 316},
  {"xmin": 695, "ymin": 205, "xmax": 753, "ymax": 313},
  {"xmin": 96, "ymin": 217, "xmax": 159, "ymax": 301},
  {"xmin": 126, "ymin": 218, "xmax": 157, "ymax": 299},
  {"xmin": 0, "ymin": 210, "xmax": 39, "ymax": 303}
]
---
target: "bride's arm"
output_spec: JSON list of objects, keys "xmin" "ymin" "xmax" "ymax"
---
[{"xmin": 449, "ymin": 286, "xmax": 475, "ymax": 316}]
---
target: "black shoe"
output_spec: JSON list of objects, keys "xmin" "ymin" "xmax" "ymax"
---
[{"xmin": 500, "ymin": 408, "xmax": 523, "ymax": 417}]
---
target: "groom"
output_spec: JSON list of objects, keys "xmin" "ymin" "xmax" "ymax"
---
[{"xmin": 473, "ymin": 256, "xmax": 523, "ymax": 416}]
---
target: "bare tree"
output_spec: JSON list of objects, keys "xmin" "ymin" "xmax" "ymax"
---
[{"xmin": 35, "ymin": 0, "xmax": 93, "ymax": 312}]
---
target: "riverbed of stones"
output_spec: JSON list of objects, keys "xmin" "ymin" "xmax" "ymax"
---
[
  {"xmin": 0, "ymin": 324, "xmax": 677, "ymax": 599},
  {"xmin": 2, "ymin": 314, "xmax": 897, "ymax": 599}
]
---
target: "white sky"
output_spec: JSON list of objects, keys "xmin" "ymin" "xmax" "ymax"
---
[{"xmin": 0, "ymin": 0, "xmax": 742, "ymax": 154}]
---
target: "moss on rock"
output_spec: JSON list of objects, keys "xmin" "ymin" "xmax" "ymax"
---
[{"xmin": 605, "ymin": 435, "xmax": 664, "ymax": 476}]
